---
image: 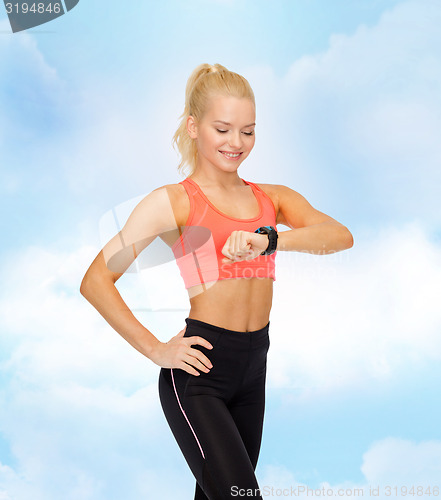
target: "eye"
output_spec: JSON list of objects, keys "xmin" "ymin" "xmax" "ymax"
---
[{"xmin": 216, "ymin": 129, "xmax": 255, "ymax": 136}]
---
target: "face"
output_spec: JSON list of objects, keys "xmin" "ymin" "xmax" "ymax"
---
[{"xmin": 187, "ymin": 95, "xmax": 256, "ymax": 174}]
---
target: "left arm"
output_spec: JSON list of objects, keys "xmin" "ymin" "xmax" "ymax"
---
[
  {"xmin": 221, "ymin": 184, "xmax": 353, "ymax": 263},
  {"xmin": 274, "ymin": 184, "xmax": 353, "ymax": 254}
]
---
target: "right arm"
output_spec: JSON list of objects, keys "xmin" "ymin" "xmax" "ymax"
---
[{"xmin": 79, "ymin": 185, "xmax": 213, "ymax": 375}]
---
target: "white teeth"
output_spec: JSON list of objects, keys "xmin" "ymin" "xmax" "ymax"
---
[{"xmin": 221, "ymin": 151, "xmax": 241, "ymax": 158}]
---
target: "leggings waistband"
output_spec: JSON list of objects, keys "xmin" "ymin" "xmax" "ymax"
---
[{"xmin": 184, "ymin": 317, "xmax": 270, "ymax": 351}]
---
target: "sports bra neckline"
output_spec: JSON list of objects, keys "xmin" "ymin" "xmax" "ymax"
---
[{"xmin": 184, "ymin": 177, "xmax": 264, "ymax": 222}]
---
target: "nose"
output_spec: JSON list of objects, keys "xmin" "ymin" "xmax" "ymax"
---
[{"xmin": 228, "ymin": 131, "xmax": 243, "ymax": 150}]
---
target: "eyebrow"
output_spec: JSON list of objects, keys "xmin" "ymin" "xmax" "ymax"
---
[{"xmin": 212, "ymin": 120, "xmax": 256, "ymax": 127}]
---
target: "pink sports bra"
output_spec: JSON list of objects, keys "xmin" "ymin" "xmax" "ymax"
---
[{"xmin": 171, "ymin": 177, "xmax": 277, "ymax": 289}]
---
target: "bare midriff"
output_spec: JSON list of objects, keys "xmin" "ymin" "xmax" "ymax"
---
[{"xmin": 187, "ymin": 277, "xmax": 274, "ymax": 332}]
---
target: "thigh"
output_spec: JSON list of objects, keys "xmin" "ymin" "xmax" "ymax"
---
[
  {"xmin": 158, "ymin": 367, "xmax": 206, "ymax": 482},
  {"xmin": 228, "ymin": 399, "xmax": 265, "ymax": 470},
  {"xmin": 228, "ymin": 370, "xmax": 267, "ymax": 470},
  {"xmin": 228, "ymin": 342, "xmax": 269, "ymax": 469},
  {"xmin": 159, "ymin": 368, "xmax": 263, "ymax": 499},
  {"xmin": 185, "ymin": 393, "xmax": 263, "ymax": 499}
]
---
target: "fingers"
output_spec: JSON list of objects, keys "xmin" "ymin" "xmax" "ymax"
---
[
  {"xmin": 185, "ymin": 352, "xmax": 212, "ymax": 373},
  {"xmin": 178, "ymin": 349, "xmax": 212, "ymax": 376},
  {"xmin": 222, "ymin": 231, "xmax": 253, "ymax": 263},
  {"xmin": 230, "ymin": 231, "xmax": 248, "ymax": 258},
  {"xmin": 180, "ymin": 336, "xmax": 214, "ymax": 375},
  {"xmin": 195, "ymin": 336, "xmax": 213, "ymax": 351},
  {"xmin": 185, "ymin": 336, "xmax": 214, "ymax": 369},
  {"xmin": 180, "ymin": 362, "xmax": 201, "ymax": 376},
  {"xmin": 158, "ymin": 329, "xmax": 215, "ymax": 375}
]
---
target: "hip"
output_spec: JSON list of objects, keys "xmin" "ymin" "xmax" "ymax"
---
[{"xmin": 159, "ymin": 317, "xmax": 270, "ymax": 401}]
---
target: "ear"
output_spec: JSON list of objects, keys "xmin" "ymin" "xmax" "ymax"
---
[{"xmin": 186, "ymin": 115, "xmax": 198, "ymax": 139}]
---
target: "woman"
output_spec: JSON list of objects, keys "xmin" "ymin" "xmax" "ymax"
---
[{"xmin": 80, "ymin": 63, "xmax": 353, "ymax": 500}]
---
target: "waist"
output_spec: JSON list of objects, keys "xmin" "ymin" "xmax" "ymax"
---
[
  {"xmin": 188, "ymin": 277, "xmax": 273, "ymax": 330},
  {"xmin": 184, "ymin": 317, "xmax": 270, "ymax": 350}
]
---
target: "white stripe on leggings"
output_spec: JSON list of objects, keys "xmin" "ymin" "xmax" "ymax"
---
[{"xmin": 171, "ymin": 368, "xmax": 206, "ymax": 459}]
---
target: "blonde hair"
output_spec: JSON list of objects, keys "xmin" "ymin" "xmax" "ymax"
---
[{"xmin": 172, "ymin": 63, "xmax": 256, "ymax": 177}]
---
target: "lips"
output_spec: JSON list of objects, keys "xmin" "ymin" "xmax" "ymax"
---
[{"xmin": 219, "ymin": 150, "xmax": 243, "ymax": 156}]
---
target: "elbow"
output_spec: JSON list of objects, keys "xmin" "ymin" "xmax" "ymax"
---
[
  {"xmin": 343, "ymin": 227, "xmax": 354, "ymax": 249},
  {"xmin": 80, "ymin": 270, "xmax": 114, "ymax": 301},
  {"xmin": 80, "ymin": 275, "xmax": 90, "ymax": 298},
  {"xmin": 80, "ymin": 272, "xmax": 97, "ymax": 300},
  {"xmin": 334, "ymin": 223, "xmax": 353, "ymax": 250}
]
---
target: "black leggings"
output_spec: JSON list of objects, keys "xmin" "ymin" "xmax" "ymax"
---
[{"xmin": 158, "ymin": 317, "xmax": 270, "ymax": 500}]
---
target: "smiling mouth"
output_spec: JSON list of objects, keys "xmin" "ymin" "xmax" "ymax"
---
[{"xmin": 219, "ymin": 151, "xmax": 243, "ymax": 158}]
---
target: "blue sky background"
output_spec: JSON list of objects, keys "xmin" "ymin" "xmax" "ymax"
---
[{"xmin": 1, "ymin": 0, "xmax": 441, "ymax": 498}]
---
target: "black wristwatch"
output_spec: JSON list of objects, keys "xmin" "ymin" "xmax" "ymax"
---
[{"xmin": 254, "ymin": 226, "xmax": 278, "ymax": 255}]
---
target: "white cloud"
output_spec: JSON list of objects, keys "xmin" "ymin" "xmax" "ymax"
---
[
  {"xmin": 361, "ymin": 437, "xmax": 441, "ymax": 485},
  {"xmin": 243, "ymin": 0, "xmax": 441, "ymax": 226},
  {"xmin": 268, "ymin": 220, "xmax": 441, "ymax": 393},
  {"xmin": 60, "ymin": 70, "xmax": 183, "ymax": 200},
  {"xmin": 0, "ymin": 19, "xmax": 63, "ymax": 94},
  {"xmin": 0, "ymin": 18, "xmax": 67, "ymax": 196},
  {"xmin": 258, "ymin": 437, "xmax": 441, "ymax": 497}
]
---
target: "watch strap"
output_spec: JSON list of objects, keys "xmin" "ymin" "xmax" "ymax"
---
[{"xmin": 254, "ymin": 226, "xmax": 278, "ymax": 255}]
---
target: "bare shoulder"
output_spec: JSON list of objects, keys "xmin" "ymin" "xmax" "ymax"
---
[
  {"xmin": 253, "ymin": 182, "xmax": 281, "ymax": 220},
  {"xmin": 151, "ymin": 182, "xmax": 189, "ymax": 228},
  {"xmin": 253, "ymin": 183, "xmax": 312, "ymax": 226},
  {"xmin": 258, "ymin": 183, "xmax": 340, "ymax": 229},
  {"xmin": 253, "ymin": 183, "xmax": 280, "ymax": 205},
  {"xmin": 151, "ymin": 182, "xmax": 182, "ymax": 197}
]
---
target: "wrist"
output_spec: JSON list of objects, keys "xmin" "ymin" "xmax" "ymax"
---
[
  {"xmin": 145, "ymin": 337, "xmax": 163, "ymax": 362},
  {"xmin": 254, "ymin": 226, "xmax": 278, "ymax": 255}
]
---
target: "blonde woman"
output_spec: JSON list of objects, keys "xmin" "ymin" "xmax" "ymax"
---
[{"xmin": 80, "ymin": 63, "xmax": 353, "ymax": 500}]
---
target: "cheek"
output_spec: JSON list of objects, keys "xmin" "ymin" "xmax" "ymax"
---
[
  {"xmin": 246, "ymin": 136, "xmax": 256, "ymax": 150},
  {"xmin": 204, "ymin": 131, "xmax": 222, "ymax": 148},
  {"xmin": 198, "ymin": 133, "xmax": 219, "ymax": 152},
  {"xmin": 213, "ymin": 133, "xmax": 224, "ymax": 146}
]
